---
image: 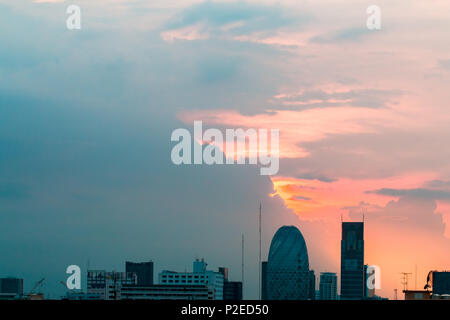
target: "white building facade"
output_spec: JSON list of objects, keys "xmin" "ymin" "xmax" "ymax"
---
[{"xmin": 159, "ymin": 259, "xmax": 224, "ymax": 300}]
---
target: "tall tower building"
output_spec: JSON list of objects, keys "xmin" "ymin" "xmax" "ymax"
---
[
  {"xmin": 340, "ymin": 222, "xmax": 364, "ymax": 300},
  {"xmin": 319, "ymin": 272, "xmax": 337, "ymax": 300},
  {"xmin": 266, "ymin": 226, "xmax": 312, "ymax": 300}
]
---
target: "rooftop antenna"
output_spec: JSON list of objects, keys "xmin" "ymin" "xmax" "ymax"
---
[
  {"xmin": 415, "ymin": 265, "xmax": 417, "ymax": 289},
  {"xmin": 241, "ymin": 234, "xmax": 244, "ymax": 298},
  {"xmin": 361, "ymin": 207, "xmax": 367, "ymax": 222},
  {"xmin": 400, "ymin": 272, "xmax": 412, "ymax": 291},
  {"xmin": 259, "ymin": 203, "xmax": 262, "ymax": 300}
]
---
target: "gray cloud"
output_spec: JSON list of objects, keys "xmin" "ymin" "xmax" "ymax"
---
[
  {"xmin": 165, "ymin": 0, "xmax": 300, "ymax": 35},
  {"xmin": 291, "ymin": 195, "xmax": 312, "ymax": 201},
  {"xmin": 0, "ymin": 2, "xmax": 304, "ymax": 299},
  {"xmin": 348, "ymin": 196, "xmax": 447, "ymax": 236},
  {"xmin": 277, "ymin": 125, "xmax": 450, "ymax": 181},
  {"xmin": 366, "ymin": 188, "xmax": 450, "ymax": 200},
  {"xmin": 310, "ymin": 27, "xmax": 376, "ymax": 44},
  {"xmin": 294, "ymin": 172, "xmax": 337, "ymax": 183},
  {"xmin": 426, "ymin": 180, "xmax": 450, "ymax": 189},
  {"xmin": 439, "ymin": 59, "xmax": 450, "ymax": 70}
]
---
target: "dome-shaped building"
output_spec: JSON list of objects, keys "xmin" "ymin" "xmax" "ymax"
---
[{"xmin": 266, "ymin": 225, "xmax": 314, "ymax": 300}]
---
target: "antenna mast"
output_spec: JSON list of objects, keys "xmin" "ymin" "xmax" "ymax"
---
[{"xmin": 400, "ymin": 272, "xmax": 412, "ymax": 291}]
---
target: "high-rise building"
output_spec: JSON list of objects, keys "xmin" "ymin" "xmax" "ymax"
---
[
  {"xmin": 218, "ymin": 267, "xmax": 229, "ymax": 281},
  {"xmin": 261, "ymin": 261, "xmax": 267, "ymax": 300},
  {"xmin": 223, "ymin": 281, "xmax": 243, "ymax": 300},
  {"xmin": 432, "ymin": 271, "xmax": 450, "ymax": 296},
  {"xmin": 340, "ymin": 222, "xmax": 364, "ymax": 300},
  {"xmin": 125, "ymin": 261, "xmax": 154, "ymax": 286},
  {"xmin": 0, "ymin": 278, "xmax": 24, "ymax": 298},
  {"xmin": 159, "ymin": 259, "xmax": 224, "ymax": 300},
  {"xmin": 319, "ymin": 272, "xmax": 337, "ymax": 300},
  {"xmin": 266, "ymin": 226, "xmax": 312, "ymax": 300}
]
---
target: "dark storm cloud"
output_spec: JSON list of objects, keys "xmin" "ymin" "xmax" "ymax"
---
[
  {"xmin": 0, "ymin": 2, "xmax": 302, "ymax": 299},
  {"xmin": 426, "ymin": 180, "xmax": 450, "ymax": 189}
]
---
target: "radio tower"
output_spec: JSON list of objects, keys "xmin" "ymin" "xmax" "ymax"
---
[{"xmin": 258, "ymin": 203, "xmax": 262, "ymax": 300}]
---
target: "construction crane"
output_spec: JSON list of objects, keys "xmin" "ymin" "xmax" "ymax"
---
[
  {"xmin": 23, "ymin": 278, "xmax": 45, "ymax": 300},
  {"xmin": 29, "ymin": 278, "xmax": 45, "ymax": 295}
]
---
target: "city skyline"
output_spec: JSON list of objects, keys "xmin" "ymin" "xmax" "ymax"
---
[{"xmin": 2, "ymin": 221, "xmax": 447, "ymax": 300}]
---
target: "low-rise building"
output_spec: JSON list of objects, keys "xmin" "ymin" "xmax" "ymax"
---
[{"xmin": 159, "ymin": 259, "xmax": 224, "ymax": 300}]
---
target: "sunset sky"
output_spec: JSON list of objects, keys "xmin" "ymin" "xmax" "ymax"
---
[{"xmin": 1, "ymin": 0, "xmax": 450, "ymax": 299}]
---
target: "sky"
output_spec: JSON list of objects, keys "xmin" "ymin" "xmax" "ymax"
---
[{"xmin": 1, "ymin": 0, "xmax": 450, "ymax": 299}]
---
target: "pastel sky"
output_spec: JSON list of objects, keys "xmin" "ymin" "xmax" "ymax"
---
[{"xmin": 1, "ymin": 0, "xmax": 450, "ymax": 299}]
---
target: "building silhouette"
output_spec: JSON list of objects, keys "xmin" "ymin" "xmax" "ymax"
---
[
  {"xmin": 0, "ymin": 278, "xmax": 24, "ymax": 299},
  {"xmin": 340, "ymin": 222, "xmax": 364, "ymax": 300},
  {"xmin": 319, "ymin": 272, "xmax": 337, "ymax": 300},
  {"xmin": 266, "ymin": 226, "xmax": 313, "ymax": 300},
  {"xmin": 219, "ymin": 267, "xmax": 242, "ymax": 300},
  {"xmin": 432, "ymin": 271, "xmax": 450, "ymax": 296},
  {"xmin": 261, "ymin": 261, "xmax": 267, "ymax": 300},
  {"xmin": 85, "ymin": 259, "xmax": 232, "ymax": 300},
  {"xmin": 308, "ymin": 270, "xmax": 316, "ymax": 300}
]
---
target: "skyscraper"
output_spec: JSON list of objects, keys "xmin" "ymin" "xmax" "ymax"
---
[
  {"xmin": 340, "ymin": 222, "xmax": 364, "ymax": 300},
  {"xmin": 125, "ymin": 261, "xmax": 154, "ymax": 286},
  {"xmin": 432, "ymin": 271, "xmax": 450, "ymax": 295},
  {"xmin": 319, "ymin": 272, "xmax": 337, "ymax": 300},
  {"xmin": 266, "ymin": 226, "xmax": 312, "ymax": 300}
]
